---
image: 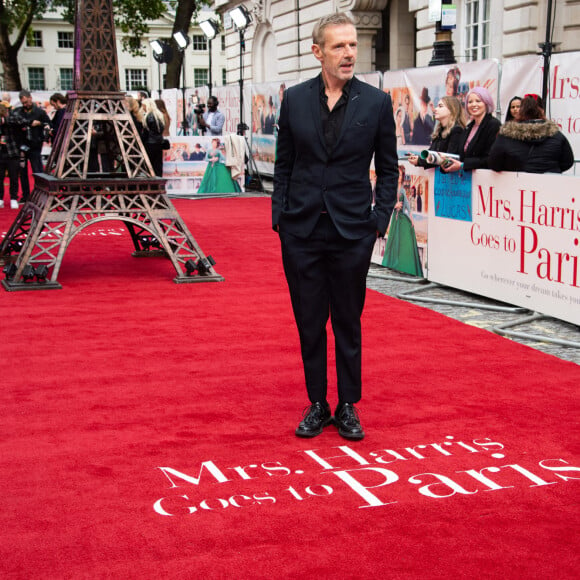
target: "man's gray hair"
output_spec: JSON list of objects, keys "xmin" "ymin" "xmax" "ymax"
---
[{"xmin": 312, "ymin": 12, "xmax": 355, "ymax": 47}]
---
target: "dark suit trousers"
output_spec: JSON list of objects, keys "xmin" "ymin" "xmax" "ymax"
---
[{"xmin": 280, "ymin": 213, "xmax": 376, "ymax": 405}]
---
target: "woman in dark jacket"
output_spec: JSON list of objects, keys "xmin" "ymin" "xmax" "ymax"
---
[
  {"xmin": 443, "ymin": 86, "xmax": 501, "ymax": 173},
  {"xmin": 407, "ymin": 96, "xmax": 466, "ymax": 169},
  {"xmin": 488, "ymin": 95, "xmax": 574, "ymax": 174},
  {"xmin": 141, "ymin": 98, "xmax": 165, "ymax": 177}
]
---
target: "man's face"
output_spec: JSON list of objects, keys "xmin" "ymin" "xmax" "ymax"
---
[
  {"xmin": 207, "ymin": 99, "xmax": 218, "ymax": 112},
  {"xmin": 312, "ymin": 23, "xmax": 357, "ymax": 85},
  {"xmin": 20, "ymin": 95, "xmax": 33, "ymax": 110}
]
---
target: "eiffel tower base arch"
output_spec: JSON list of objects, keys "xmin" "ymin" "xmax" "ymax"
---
[{"xmin": 0, "ymin": 174, "xmax": 224, "ymax": 291}]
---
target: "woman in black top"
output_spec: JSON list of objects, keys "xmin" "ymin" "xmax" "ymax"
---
[
  {"xmin": 443, "ymin": 86, "xmax": 501, "ymax": 173},
  {"xmin": 141, "ymin": 98, "xmax": 165, "ymax": 177}
]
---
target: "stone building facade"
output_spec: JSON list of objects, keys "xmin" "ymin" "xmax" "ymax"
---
[{"xmin": 215, "ymin": 0, "xmax": 580, "ymax": 84}]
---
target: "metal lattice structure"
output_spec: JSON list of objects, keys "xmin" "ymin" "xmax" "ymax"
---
[{"xmin": 0, "ymin": 0, "xmax": 223, "ymax": 290}]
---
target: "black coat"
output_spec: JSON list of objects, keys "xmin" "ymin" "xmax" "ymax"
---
[
  {"xmin": 458, "ymin": 113, "xmax": 501, "ymax": 171},
  {"xmin": 142, "ymin": 113, "xmax": 164, "ymax": 146},
  {"xmin": 273, "ymin": 75, "xmax": 399, "ymax": 239},
  {"xmin": 488, "ymin": 119, "xmax": 574, "ymax": 174}
]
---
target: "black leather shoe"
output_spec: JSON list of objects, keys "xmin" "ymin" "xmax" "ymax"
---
[
  {"xmin": 295, "ymin": 402, "xmax": 333, "ymax": 438},
  {"xmin": 335, "ymin": 403, "xmax": 365, "ymax": 440}
]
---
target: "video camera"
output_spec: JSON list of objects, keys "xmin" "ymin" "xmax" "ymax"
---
[
  {"xmin": 419, "ymin": 150, "xmax": 460, "ymax": 167},
  {"xmin": 193, "ymin": 102, "xmax": 206, "ymax": 116}
]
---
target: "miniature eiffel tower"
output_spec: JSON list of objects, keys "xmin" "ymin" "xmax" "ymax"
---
[{"xmin": 0, "ymin": 0, "xmax": 223, "ymax": 290}]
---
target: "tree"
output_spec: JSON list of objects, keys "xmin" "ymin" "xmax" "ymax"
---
[
  {"xmin": 0, "ymin": 0, "xmax": 208, "ymax": 91},
  {"xmin": 164, "ymin": 0, "xmax": 206, "ymax": 90}
]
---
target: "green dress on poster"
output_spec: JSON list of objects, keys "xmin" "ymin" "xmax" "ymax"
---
[
  {"xmin": 197, "ymin": 139, "xmax": 241, "ymax": 194},
  {"xmin": 382, "ymin": 187, "xmax": 423, "ymax": 277}
]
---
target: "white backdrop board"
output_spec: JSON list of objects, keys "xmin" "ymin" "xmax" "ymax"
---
[{"xmin": 427, "ymin": 169, "xmax": 580, "ymax": 325}]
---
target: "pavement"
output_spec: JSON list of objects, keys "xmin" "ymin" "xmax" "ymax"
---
[{"xmin": 366, "ymin": 264, "xmax": 580, "ymax": 365}]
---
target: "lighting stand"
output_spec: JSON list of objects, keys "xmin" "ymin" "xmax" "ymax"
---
[
  {"xmin": 173, "ymin": 31, "xmax": 190, "ymax": 136},
  {"xmin": 178, "ymin": 53, "xmax": 188, "ymax": 136},
  {"xmin": 236, "ymin": 30, "xmax": 263, "ymax": 192},
  {"xmin": 199, "ymin": 19, "xmax": 220, "ymax": 97}
]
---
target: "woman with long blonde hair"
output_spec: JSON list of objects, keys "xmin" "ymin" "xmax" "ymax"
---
[
  {"xmin": 407, "ymin": 96, "xmax": 466, "ymax": 168},
  {"xmin": 155, "ymin": 98, "xmax": 171, "ymax": 136},
  {"xmin": 141, "ymin": 98, "xmax": 165, "ymax": 176}
]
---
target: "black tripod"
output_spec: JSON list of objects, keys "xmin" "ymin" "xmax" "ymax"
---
[{"xmin": 237, "ymin": 123, "xmax": 264, "ymax": 193}]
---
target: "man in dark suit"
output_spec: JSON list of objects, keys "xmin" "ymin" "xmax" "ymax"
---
[{"xmin": 272, "ymin": 12, "xmax": 398, "ymax": 441}]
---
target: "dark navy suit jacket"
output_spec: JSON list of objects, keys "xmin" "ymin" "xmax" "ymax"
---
[{"xmin": 272, "ymin": 75, "xmax": 398, "ymax": 240}]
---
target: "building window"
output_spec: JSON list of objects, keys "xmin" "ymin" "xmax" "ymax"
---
[
  {"xmin": 221, "ymin": 36, "xmax": 226, "ymax": 52},
  {"xmin": 222, "ymin": 68, "xmax": 227, "ymax": 86},
  {"xmin": 193, "ymin": 68, "xmax": 208, "ymax": 87},
  {"xmin": 28, "ymin": 68, "xmax": 46, "ymax": 90},
  {"xmin": 58, "ymin": 32, "xmax": 74, "ymax": 49},
  {"xmin": 192, "ymin": 35, "xmax": 208, "ymax": 51},
  {"xmin": 125, "ymin": 69, "xmax": 148, "ymax": 91},
  {"xmin": 464, "ymin": 0, "xmax": 490, "ymax": 61},
  {"xmin": 60, "ymin": 68, "xmax": 74, "ymax": 90},
  {"xmin": 27, "ymin": 31, "xmax": 43, "ymax": 48}
]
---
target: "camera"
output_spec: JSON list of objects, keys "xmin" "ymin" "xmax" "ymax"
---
[{"xmin": 194, "ymin": 103, "xmax": 206, "ymax": 116}]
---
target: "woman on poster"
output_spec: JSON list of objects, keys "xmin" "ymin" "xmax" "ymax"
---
[
  {"xmin": 382, "ymin": 166, "xmax": 423, "ymax": 277},
  {"xmin": 197, "ymin": 138, "xmax": 241, "ymax": 194}
]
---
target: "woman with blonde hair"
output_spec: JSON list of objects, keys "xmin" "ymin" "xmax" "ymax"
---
[
  {"xmin": 155, "ymin": 98, "xmax": 171, "ymax": 136},
  {"xmin": 141, "ymin": 98, "xmax": 165, "ymax": 176},
  {"xmin": 126, "ymin": 96, "xmax": 143, "ymax": 136},
  {"xmin": 407, "ymin": 96, "xmax": 466, "ymax": 168}
]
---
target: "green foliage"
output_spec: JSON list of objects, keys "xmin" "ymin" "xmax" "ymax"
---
[
  {"xmin": 0, "ymin": 0, "xmax": 51, "ymax": 30},
  {"xmin": 0, "ymin": 0, "xmax": 212, "ymax": 89}
]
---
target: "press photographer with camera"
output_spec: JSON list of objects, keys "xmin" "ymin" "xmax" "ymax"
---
[
  {"xmin": 9, "ymin": 90, "xmax": 51, "ymax": 204},
  {"xmin": 196, "ymin": 96, "xmax": 225, "ymax": 136}
]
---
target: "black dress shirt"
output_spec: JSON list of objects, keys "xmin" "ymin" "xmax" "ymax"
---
[{"xmin": 319, "ymin": 77, "xmax": 352, "ymax": 154}]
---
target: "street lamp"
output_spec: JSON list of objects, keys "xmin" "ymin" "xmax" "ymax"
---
[
  {"xmin": 199, "ymin": 19, "xmax": 220, "ymax": 96},
  {"xmin": 173, "ymin": 30, "xmax": 190, "ymax": 135},
  {"xmin": 428, "ymin": 0, "xmax": 456, "ymax": 66},
  {"xmin": 150, "ymin": 39, "xmax": 173, "ymax": 96},
  {"xmin": 229, "ymin": 4, "xmax": 251, "ymax": 135}
]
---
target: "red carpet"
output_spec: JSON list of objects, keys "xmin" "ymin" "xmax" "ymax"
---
[{"xmin": 0, "ymin": 198, "xmax": 578, "ymax": 578}]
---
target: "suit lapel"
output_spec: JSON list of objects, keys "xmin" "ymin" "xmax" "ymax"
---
[
  {"xmin": 309, "ymin": 76, "xmax": 326, "ymax": 152},
  {"xmin": 336, "ymin": 77, "xmax": 361, "ymax": 149}
]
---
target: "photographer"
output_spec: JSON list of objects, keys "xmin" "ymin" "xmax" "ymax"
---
[
  {"xmin": 10, "ymin": 90, "xmax": 51, "ymax": 203},
  {"xmin": 196, "ymin": 96, "xmax": 225, "ymax": 136}
]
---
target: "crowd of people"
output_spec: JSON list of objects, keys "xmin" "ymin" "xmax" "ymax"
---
[
  {"xmin": 0, "ymin": 89, "xmax": 234, "ymax": 205},
  {"xmin": 403, "ymin": 87, "xmax": 574, "ymax": 176},
  {"xmin": 0, "ymin": 81, "xmax": 576, "ymax": 210}
]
